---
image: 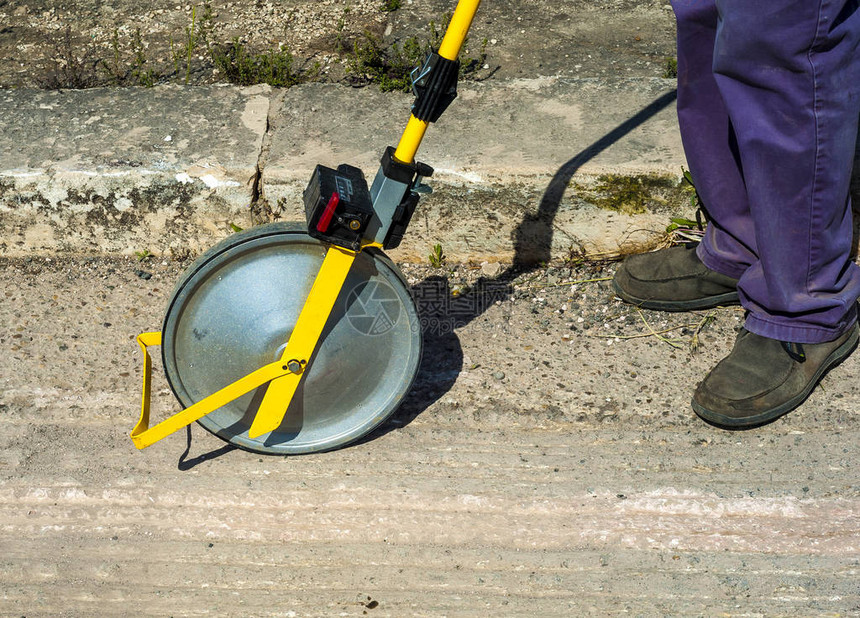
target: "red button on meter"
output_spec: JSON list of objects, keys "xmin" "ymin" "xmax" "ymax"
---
[{"xmin": 315, "ymin": 192, "xmax": 340, "ymax": 233}]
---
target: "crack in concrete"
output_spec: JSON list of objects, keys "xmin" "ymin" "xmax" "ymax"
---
[{"xmin": 249, "ymin": 89, "xmax": 286, "ymax": 223}]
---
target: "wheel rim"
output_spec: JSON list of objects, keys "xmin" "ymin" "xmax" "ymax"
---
[{"xmin": 162, "ymin": 223, "xmax": 422, "ymax": 454}]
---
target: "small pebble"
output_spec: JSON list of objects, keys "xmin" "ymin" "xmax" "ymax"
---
[
  {"xmin": 481, "ymin": 262, "xmax": 502, "ymax": 277},
  {"xmin": 492, "ymin": 371, "xmax": 505, "ymax": 380}
]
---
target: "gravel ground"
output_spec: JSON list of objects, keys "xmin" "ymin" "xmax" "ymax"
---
[
  {"xmin": 1, "ymin": 252, "xmax": 858, "ymax": 615},
  {"xmin": 0, "ymin": 0, "xmax": 676, "ymax": 88}
]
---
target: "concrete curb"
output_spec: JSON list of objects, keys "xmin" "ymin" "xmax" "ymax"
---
[
  {"xmin": 0, "ymin": 84, "xmax": 269, "ymax": 258},
  {"xmin": 3, "ymin": 80, "xmax": 858, "ymax": 262},
  {"xmin": 262, "ymin": 77, "xmax": 686, "ymax": 264}
]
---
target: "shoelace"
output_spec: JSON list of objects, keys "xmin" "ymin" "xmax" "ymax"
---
[{"xmin": 781, "ymin": 341, "xmax": 806, "ymax": 363}]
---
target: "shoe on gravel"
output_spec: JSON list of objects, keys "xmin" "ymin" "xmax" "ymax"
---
[
  {"xmin": 612, "ymin": 243, "xmax": 740, "ymax": 311},
  {"xmin": 692, "ymin": 324, "xmax": 860, "ymax": 428}
]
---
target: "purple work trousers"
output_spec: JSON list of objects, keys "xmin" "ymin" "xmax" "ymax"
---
[{"xmin": 672, "ymin": 0, "xmax": 860, "ymax": 343}]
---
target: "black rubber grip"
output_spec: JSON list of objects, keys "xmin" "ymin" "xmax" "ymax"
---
[{"xmin": 411, "ymin": 52, "xmax": 460, "ymax": 123}]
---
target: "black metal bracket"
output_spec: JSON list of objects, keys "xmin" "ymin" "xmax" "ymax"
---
[{"xmin": 377, "ymin": 147, "xmax": 434, "ymax": 250}]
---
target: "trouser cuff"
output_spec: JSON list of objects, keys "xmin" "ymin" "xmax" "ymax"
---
[{"xmin": 744, "ymin": 304, "xmax": 859, "ymax": 344}]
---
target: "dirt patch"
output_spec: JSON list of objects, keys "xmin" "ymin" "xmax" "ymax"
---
[
  {"xmin": 0, "ymin": 0, "xmax": 676, "ymax": 88},
  {"xmin": 1, "ymin": 253, "xmax": 859, "ymax": 615}
]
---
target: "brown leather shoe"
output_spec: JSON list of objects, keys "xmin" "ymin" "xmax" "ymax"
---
[
  {"xmin": 613, "ymin": 244, "xmax": 740, "ymax": 311},
  {"xmin": 692, "ymin": 324, "xmax": 859, "ymax": 428}
]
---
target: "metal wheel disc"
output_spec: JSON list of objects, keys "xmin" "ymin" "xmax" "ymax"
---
[{"xmin": 161, "ymin": 223, "xmax": 422, "ymax": 454}]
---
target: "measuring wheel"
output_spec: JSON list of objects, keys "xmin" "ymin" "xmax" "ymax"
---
[
  {"xmin": 161, "ymin": 222, "xmax": 422, "ymax": 454},
  {"xmin": 131, "ymin": 0, "xmax": 481, "ymax": 454}
]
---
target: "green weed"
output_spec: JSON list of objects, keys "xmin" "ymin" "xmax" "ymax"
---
[
  {"xmin": 131, "ymin": 28, "xmax": 159, "ymax": 87},
  {"xmin": 346, "ymin": 31, "xmax": 423, "ymax": 92},
  {"xmin": 660, "ymin": 168, "xmax": 706, "ymax": 244},
  {"xmin": 428, "ymin": 243, "xmax": 446, "ymax": 268},
  {"xmin": 105, "ymin": 28, "xmax": 125, "ymax": 85},
  {"xmin": 681, "ymin": 168, "xmax": 702, "ymax": 210},
  {"xmin": 183, "ymin": 3, "xmax": 214, "ymax": 84},
  {"xmin": 346, "ymin": 13, "xmax": 490, "ymax": 92},
  {"xmin": 665, "ymin": 216, "xmax": 699, "ymax": 233},
  {"xmin": 39, "ymin": 26, "xmax": 102, "ymax": 89},
  {"xmin": 211, "ymin": 39, "xmax": 321, "ymax": 87},
  {"xmin": 588, "ymin": 174, "xmax": 678, "ymax": 215},
  {"xmin": 663, "ymin": 57, "xmax": 678, "ymax": 79},
  {"xmin": 334, "ymin": 7, "xmax": 352, "ymax": 54}
]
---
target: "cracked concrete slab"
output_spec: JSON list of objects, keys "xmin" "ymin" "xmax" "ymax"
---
[
  {"xmin": 2, "ymin": 79, "xmax": 858, "ymax": 263},
  {"xmin": 262, "ymin": 76, "xmax": 686, "ymax": 263},
  {"xmin": 0, "ymin": 84, "xmax": 271, "ymax": 256},
  {"xmin": 0, "ymin": 77, "xmax": 693, "ymax": 262}
]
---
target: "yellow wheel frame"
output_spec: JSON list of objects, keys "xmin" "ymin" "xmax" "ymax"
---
[{"xmin": 132, "ymin": 0, "xmax": 482, "ymax": 449}]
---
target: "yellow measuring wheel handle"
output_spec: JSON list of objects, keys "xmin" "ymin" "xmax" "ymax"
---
[
  {"xmin": 247, "ymin": 245, "xmax": 358, "ymax": 438},
  {"xmin": 131, "ymin": 0, "xmax": 482, "ymax": 450},
  {"xmin": 393, "ymin": 0, "xmax": 482, "ymax": 165},
  {"xmin": 233, "ymin": 0, "xmax": 486, "ymax": 439}
]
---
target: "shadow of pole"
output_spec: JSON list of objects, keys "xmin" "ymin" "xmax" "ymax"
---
[
  {"xmin": 513, "ymin": 89, "xmax": 679, "ymax": 269},
  {"xmin": 367, "ymin": 88, "xmax": 681, "ymax": 440},
  {"xmin": 461, "ymin": 88, "xmax": 680, "ymax": 323}
]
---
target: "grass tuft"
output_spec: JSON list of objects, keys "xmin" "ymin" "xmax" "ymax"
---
[
  {"xmin": 346, "ymin": 30, "xmax": 424, "ymax": 92},
  {"xmin": 345, "ymin": 13, "xmax": 490, "ymax": 92},
  {"xmin": 428, "ymin": 243, "xmax": 446, "ymax": 268},
  {"xmin": 662, "ymin": 57, "xmax": 678, "ymax": 79},
  {"xmin": 39, "ymin": 26, "xmax": 102, "ymax": 89},
  {"xmin": 211, "ymin": 39, "xmax": 321, "ymax": 87}
]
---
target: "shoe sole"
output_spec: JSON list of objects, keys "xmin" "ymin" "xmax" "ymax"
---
[
  {"xmin": 691, "ymin": 328, "xmax": 860, "ymax": 429},
  {"xmin": 612, "ymin": 280, "xmax": 740, "ymax": 312}
]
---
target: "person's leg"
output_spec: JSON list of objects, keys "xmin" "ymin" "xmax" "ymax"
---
[
  {"xmin": 612, "ymin": 0, "xmax": 751, "ymax": 310},
  {"xmin": 693, "ymin": 0, "xmax": 860, "ymax": 427},
  {"xmin": 713, "ymin": 0, "xmax": 860, "ymax": 343},
  {"xmin": 673, "ymin": 0, "xmax": 756, "ymax": 279}
]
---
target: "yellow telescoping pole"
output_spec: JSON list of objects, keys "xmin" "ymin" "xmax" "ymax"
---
[
  {"xmin": 393, "ymin": 0, "xmax": 482, "ymax": 165},
  {"xmin": 249, "ymin": 0, "xmax": 484, "ymax": 439}
]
